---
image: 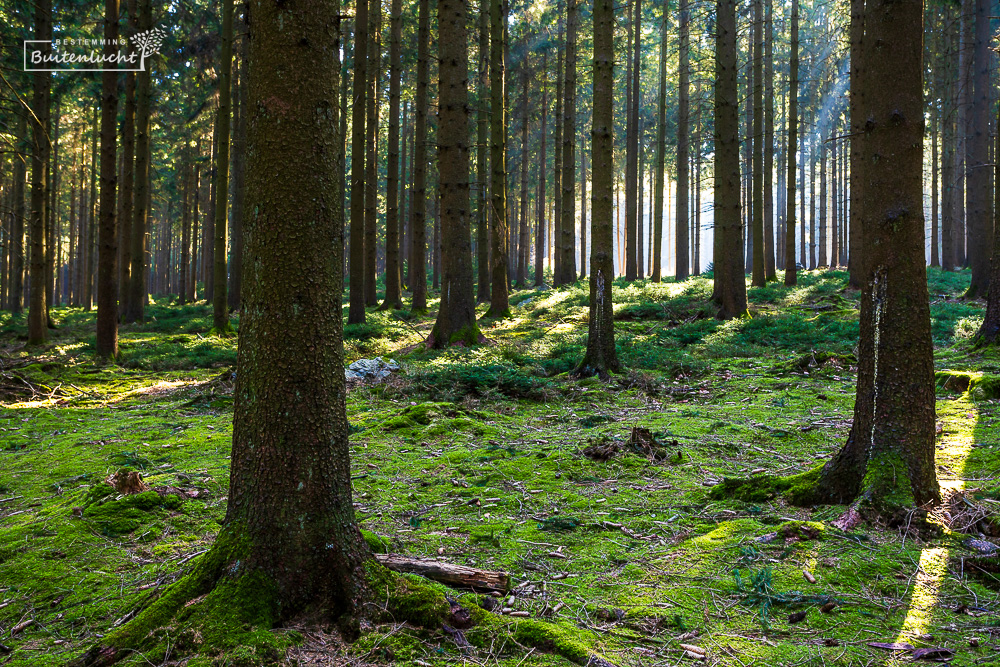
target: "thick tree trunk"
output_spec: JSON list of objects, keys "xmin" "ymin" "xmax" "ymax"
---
[
  {"xmin": 429, "ymin": 0, "xmax": 480, "ymax": 348},
  {"xmin": 28, "ymin": 0, "xmax": 51, "ymax": 344},
  {"xmin": 713, "ymin": 0, "xmax": 747, "ymax": 319},
  {"xmin": 975, "ymin": 101, "xmax": 1000, "ymax": 343},
  {"xmin": 380, "ymin": 0, "xmax": 404, "ymax": 310},
  {"xmin": 576, "ymin": 0, "xmax": 619, "ymax": 378},
  {"xmin": 811, "ymin": 0, "xmax": 939, "ymax": 512},
  {"xmin": 484, "ymin": 0, "xmax": 510, "ymax": 318},
  {"xmin": 847, "ymin": 0, "xmax": 864, "ymax": 288},
  {"xmin": 96, "ymin": 0, "xmax": 120, "ymax": 358},
  {"xmin": 349, "ymin": 0, "xmax": 370, "ymax": 322}
]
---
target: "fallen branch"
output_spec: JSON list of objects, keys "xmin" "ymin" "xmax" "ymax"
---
[{"xmin": 374, "ymin": 554, "xmax": 509, "ymax": 593}]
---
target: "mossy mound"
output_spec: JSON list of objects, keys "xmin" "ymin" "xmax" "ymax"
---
[
  {"xmin": 381, "ymin": 402, "xmax": 486, "ymax": 435},
  {"xmin": 935, "ymin": 371, "xmax": 1000, "ymax": 400},
  {"xmin": 361, "ymin": 529, "xmax": 390, "ymax": 554},
  {"xmin": 709, "ymin": 465, "xmax": 824, "ymax": 505},
  {"xmin": 83, "ymin": 489, "xmax": 185, "ymax": 537}
]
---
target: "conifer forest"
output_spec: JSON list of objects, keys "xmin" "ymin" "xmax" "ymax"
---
[{"xmin": 4, "ymin": 0, "xmax": 1000, "ymax": 664}]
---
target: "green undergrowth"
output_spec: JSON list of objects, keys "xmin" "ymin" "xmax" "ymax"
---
[{"xmin": 3, "ymin": 270, "xmax": 1000, "ymax": 665}]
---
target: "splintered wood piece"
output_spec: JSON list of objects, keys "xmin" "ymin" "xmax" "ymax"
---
[{"xmin": 374, "ymin": 554, "xmax": 509, "ymax": 592}]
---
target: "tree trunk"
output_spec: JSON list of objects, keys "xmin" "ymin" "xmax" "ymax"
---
[
  {"xmin": 212, "ymin": 0, "xmax": 234, "ymax": 331},
  {"xmin": 10, "ymin": 115, "xmax": 26, "ymax": 314},
  {"xmin": 429, "ymin": 0, "xmax": 479, "ymax": 348},
  {"xmin": 762, "ymin": 0, "xmax": 775, "ymax": 281},
  {"xmin": 975, "ymin": 97, "xmax": 1000, "ymax": 343},
  {"xmin": 941, "ymin": 10, "xmax": 957, "ymax": 272},
  {"xmin": 516, "ymin": 57, "xmax": 529, "ymax": 288},
  {"xmin": 229, "ymin": 13, "xmax": 248, "ymax": 312},
  {"xmin": 675, "ymin": 0, "xmax": 690, "ymax": 281},
  {"xmin": 380, "ymin": 0, "xmax": 404, "ymax": 310},
  {"xmin": 750, "ymin": 0, "xmax": 764, "ymax": 286},
  {"xmin": 652, "ymin": 1, "xmax": 667, "ymax": 282},
  {"xmin": 847, "ymin": 0, "xmax": 864, "ymax": 288},
  {"xmin": 623, "ymin": 0, "xmax": 639, "ymax": 281},
  {"xmin": 713, "ymin": 0, "xmax": 747, "ymax": 319},
  {"xmin": 118, "ymin": 33, "xmax": 136, "ymax": 311},
  {"xmin": 349, "ymin": 0, "xmax": 370, "ymax": 322},
  {"xmin": 576, "ymin": 0, "xmax": 619, "ymax": 378},
  {"xmin": 484, "ymin": 0, "xmax": 510, "ymax": 318},
  {"xmin": 558, "ymin": 0, "xmax": 578, "ymax": 285},
  {"xmin": 964, "ymin": 0, "xmax": 990, "ymax": 298},
  {"xmin": 534, "ymin": 51, "xmax": 548, "ymax": 287},
  {"xmin": 96, "ymin": 0, "xmax": 120, "ymax": 357},
  {"xmin": 477, "ymin": 0, "xmax": 491, "ymax": 300},
  {"xmin": 84, "ymin": 104, "xmax": 98, "ymax": 311},
  {"xmin": 125, "ymin": 0, "xmax": 152, "ymax": 323},
  {"xmin": 580, "ymin": 128, "xmax": 588, "ymax": 279},
  {"xmin": 364, "ymin": 0, "xmax": 381, "ymax": 307},
  {"xmin": 809, "ymin": 0, "xmax": 938, "ymax": 514},
  {"xmin": 28, "ymin": 0, "xmax": 51, "ymax": 344},
  {"xmin": 553, "ymin": 2, "xmax": 564, "ymax": 283},
  {"xmin": 410, "ymin": 0, "xmax": 431, "ymax": 313}
]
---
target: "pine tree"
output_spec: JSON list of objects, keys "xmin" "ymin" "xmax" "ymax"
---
[{"xmin": 96, "ymin": 0, "xmax": 120, "ymax": 358}]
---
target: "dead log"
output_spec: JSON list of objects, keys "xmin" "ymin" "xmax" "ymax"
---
[{"xmin": 374, "ymin": 554, "xmax": 509, "ymax": 592}]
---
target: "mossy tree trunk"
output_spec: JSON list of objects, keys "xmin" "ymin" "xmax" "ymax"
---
[
  {"xmin": 576, "ymin": 0, "xmax": 619, "ymax": 379},
  {"xmin": 96, "ymin": 0, "xmax": 120, "ymax": 358},
  {"xmin": 484, "ymin": 0, "xmax": 510, "ymax": 318},
  {"xmin": 429, "ymin": 0, "xmax": 480, "ymax": 348},
  {"xmin": 808, "ymin": 0, "xmax": 939, "ymax": 513},
  {"xmin": 713, "ymin": 0, "xmax": 747, "ymax": 320},
  {"xmin": 70, "ymin": 5, "xmax": 372, "ymax": 665}
]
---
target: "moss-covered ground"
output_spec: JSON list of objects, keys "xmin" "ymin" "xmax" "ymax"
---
[{"xmin": 2, "ymin": 269, "xmax": 999, "ymax": 666}]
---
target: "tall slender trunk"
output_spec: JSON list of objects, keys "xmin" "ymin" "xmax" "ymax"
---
[
  {"xmin": 28, "ymin": 0, "xmax": 51, "ymax": 344},
  {"xmin": 477, "ymin": 0, "xmax": 491, "ymax": 300},
  {"xmin": 364, "ymin": 0, "xmax": 381, "ymax": 306},
  {"xmin": 517, "ymin": 57, "xmax": 530, "ymax": 288},
  {"xmin": 96, "ymin": 0, "xmax": 120, "ymax": 356},
  {"xmin": 750, "ymin": 0, "xmax": 764, "ymax": 286},
  {"xmin": 964, "ymin": 0, "xmax": 990, "ymax": 297},
  {"xmin": 534, "ymin": 51, "xmax": 548, "ymax": 287},
  {"xmin": 832, "ymin": 136, "xmax": 839, "ymax": 267},
  {"xmin": 652, "ymin": 0, "xmax": 667, "ymax": 282},
  {"xmin": 552, "ymin": 0, "xmax": 564, "ymax": 283},
  {"xmin": 84, "ymin": 105, "xmax": 98, "ymax": 311},
  {"xmin": 349, "ymin": 0, "xmax": 370, "ymax": 321},
  {"xmin": 229, "ymin": 12, "xmax": 248, "ymax": 311},
  {"xmin": 577, "ymin": 0, "xmax": 619, "ymax": 377},
  {"xmin": 212, "ymin": 0, "xmax": 234, "ymax": 331},
  {"xmin": 580, "ymin": 129, "xmax": 588, "ymax": 279},
  {"xmin": 10, "ymin": 115, "xmax": 26, "ymax": 313},
  {"xmin": 118, "ymin": 35, "xmax": 136, "ymax": 309},
  {"xmin": 675, "ymin": 0, "xmax": 690, "ymax": 280},
  {"xmin": 762, "ymin": 0, "xmax": 775, "ymax": 280},
  {"xmin": 624, "ymin": 0, "xmax": 639, "ymax": 281},
  {"xmin": 942, "ymin": 11, "xmax": 956, "ymax": 272},
  {"xmin": 847, "ymin": 0, "xmax": 864, "ymax": 288},
  {"xmin": 714, "ymin": 0, "xmax": 747, "ymax": 319},
  {"xmin": 484, "ymin": 0, "xmax": 510, "ymax": 317},
  {"xmin": 558, "ymin": 0, "xmax": 578, "ymax": 284},
  {"xmin": 125, "ymin": 0, "xmax": 153, "ymax": 323},
  {"xmin": 819, "ymin": 131, "xmax": 828, "ymax": 267},
  {"xmin": 381, "ymin": 0, "xmax": 404, "ymax": 310}
]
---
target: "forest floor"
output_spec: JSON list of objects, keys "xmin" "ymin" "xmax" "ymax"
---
[{"xmin": 1, "ymin": 269, "xmax": 1000, "ymax": 667}]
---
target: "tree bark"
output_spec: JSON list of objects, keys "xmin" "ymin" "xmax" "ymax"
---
[
  {"xmin": 125, "ymin": 0, "xmax": 153, "ymax": 323},
  {"xmin": 558, "ymin": 0, "xmax": 578, "ymax": 285},
  {"xmin": 810, "ymin": 0, "xmax": 939, "ymax": 512},
  {"xmin": 576, "ymin": 0, "xmax": 619, "ymax": 378},
  {"xmin": 713, "ymin": 0, "xmax": 747, "ymax": 319},
  {"xmin": 28, "ymin": 0, "xmax": 51, "ymax": 344},
  {"xmin": 349, "ymin": 0, "xmax": 370, "ymax": 323},
  {"xmin": 964, "ymin": 0, "xmax": 990, "ymax": 298},
  {"xmin": 96, "ymin": 0, "xmax": 120, "ymax": 358},
  {"xmin": 652, "ymin": 1, "xmax": 667, "ymax": 282},
  {"xmin": 484, "ymin": 0, "xmax": 510, "ymax": 318},
  {"xmin": 623, "ymin": 0, "xmax": 639, "ymax": 281},
  {"xmin": 477, "ymin": 0, "xmax": 491, "ymax": 300},
  {"xmin": 364, "ymin": 0, "xmax": 381, "ymax": 307},
  {"xmin": 229, "ymin": 12, "xmax": 248, "ymax": 312},
  {"xmin": 975, "ymin": 98, "xmax": 1000, "ymax": 343},
  {"xmin": 380, "ymin": 0, "xmax": 404, "ymax": 310},
  {"xmin": 429, "ymin": 0, "xmax": 480, "ymax": 348},
  {"xmin": 675, "ymin": 0, "xmax": 690, "ymax": 281},
  {"xmin": 762, "ymin": 0, "xmax": 775, "ymax": 281},
  {"xmin": 847, "ymin": 0, "xmax": 864, "ymax": 288},
  {"xmin": 534, "ymin": 51, "xmax": 548, "ymax": 287},
  {"xmin": 410, "ymin": 0, "xmax": 430, "ymax": 313},
  {"xmin": 750, "ymin": 0, "xmax": 764, "ymax": 286},
  {"xmin": 212, "ymin": 0, "xmax": 234, "ymax": 331},
  {"xmin": 10, "ymin": 115, "xmax": 26, "ymax": 314}
]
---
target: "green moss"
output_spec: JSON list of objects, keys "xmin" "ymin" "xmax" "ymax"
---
[
  {"xmin": 83, "ymin": 490, "xmax": 185, "ymax": 536},
  {"xmin": 859, "ymin": 452, "xmax": 914, "ymax": 512},
  {"xmin": 708, "ymin": 465, "xmax": 824, "ymax": 505},
  {"xmin": 382, "ymin": 402, "xmax": 458, "ymax": 430},
  {"xmin": 361, "ymin": 529, "xmax": 390, "ymax": 554},
  {"xmin": 386, "ymin": 573, "xmax": 450, "ymax": 627}
]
